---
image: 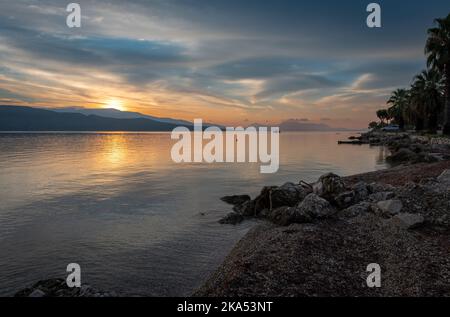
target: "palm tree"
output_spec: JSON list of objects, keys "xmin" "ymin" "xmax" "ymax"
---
[
  {"xmin": 376, "ymin": 109, "xmax": 390, "ymax": 125},
  {"xmin": 387, "ymin": 89, "xmax": 409, "ymax": 130},
  {"xmin": 409, "ymin": 70, "xmax": 444, "ymax": 133},
  {"xmin": 425, "ymin": 13, "xmax": 450, "ymax": 135}
]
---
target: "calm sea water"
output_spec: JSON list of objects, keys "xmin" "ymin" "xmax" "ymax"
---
[{"xmin": 0, "ymin": 132, "xmax": 388, "ymax": 296}]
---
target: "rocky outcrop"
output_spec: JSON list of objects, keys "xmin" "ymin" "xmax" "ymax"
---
[
  {"xmin": 218, "ymin": 171, "xmax": 408, "ymax": 227},
  {"xmin": 199, "ymin": 166, "xmax": 450, "ymax": 297},
  {"xmin": 342, "ymin": 131, "xmax": 450, "ymax": 166}
]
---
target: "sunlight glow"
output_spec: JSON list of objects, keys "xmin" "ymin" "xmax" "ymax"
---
[{"xmin": 104, "ymin": 99, "xmax": 125, "ymax": 111}]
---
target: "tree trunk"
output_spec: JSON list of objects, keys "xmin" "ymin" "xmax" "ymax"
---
[{"xmin": 443, "ymin": 64, "xmax": 450, "ymax": 135}]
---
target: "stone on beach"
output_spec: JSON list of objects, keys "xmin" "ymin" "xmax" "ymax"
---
[
  {"xmin": 293, "ymin": 194, "xmax": 336, "ymax": 223},
  {"xmin": 376, "ymin": 199, "xmax": 403, "ymax": 216},
  {"xmin": 340, "ymin": 202, "xmax": 372, "ymax": 218},
  {"xmin": 391, "ymin": 213, "xmax": 425, "ymax": 230},
  {"xmin": 313, "ymin": 173, "xmax": 346, "ymax": 201},
  {"xmin": 270, "ymin": 182, "xmax": 309, "ymax": 208}
]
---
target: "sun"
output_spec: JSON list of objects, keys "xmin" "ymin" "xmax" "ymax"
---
[{"xmin": 104, "ymin": 99, "xmax": 125, "ymax": 111}]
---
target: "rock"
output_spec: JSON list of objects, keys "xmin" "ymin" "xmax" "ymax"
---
[
  {"xmin": 437, "ymin": 169, "xmax": 450, "ymax": 186},
  {"xmin": 368, "ymin": 182, "xmax": 396, "ymax": 194},
  {"xmin": 233, "ymin": 200, "xmax": 256, "ymax": 217},
  {"xmin": 340, "ymin": 202, "xmax": 372, "ymax": 218},
  {"xmin": 268, "ymin": 207, "xmax": 295, "ymax": 226},
  {"xmin": 335, "ymin": 191, "xmax": 356, "ymax": 209},
  {"xmin": 313, "ymin": 173, "xmax": 346, "ymax": 200},
  {"xmin": 29, "ymin": 289, "xmax": 46, "ymax": 297},
  {"xmin": 270, "ymin": 182, "xmax": 308, "ymax": 208},
  {"xmin": 221, "ymin": 195, "xmax": 251, "ymax": 206},
  {"xmin": 352, "ymin": 182, "xmax": 370, "ymax": 201},
  {"xmin": 376, "ymin": 199, "xmax": 403, "ymax": 216},
  {"xmin": 248, "ymin": 183, "xmax": 308, "ymax": 216},
  {"xmin": 219, "ymin": 212, "xmax": 244, "ymax": 225},
  {"xmin": 386, "ymin": 148, "xmax": 418, "ymax": 164},
  {"xmin": 392, "ymin": 213, "xmax": 425, "ymax": 230},
  {"xmin": 416, "ymin": 152, "xmax": 439, "ymax": 163},
  {"xmin": 368, "ymin": 191, "xmax": 395, "ymax": 202},
  {"xmin": 251, "ymin": 186, "xmax": 277, "ymax": 215},
  {"xmin": 292, "ymin": 194, "xmax": 336, "ymax": 223}
]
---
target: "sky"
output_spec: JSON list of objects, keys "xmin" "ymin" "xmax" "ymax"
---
[{"xmin": 0, "ymin": 0, "xmax": 449, "ymax": 128}]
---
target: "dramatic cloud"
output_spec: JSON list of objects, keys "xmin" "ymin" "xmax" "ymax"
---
[{"xmin": 0, "ymin": 0, "xmax": 448, "ymax": 128}]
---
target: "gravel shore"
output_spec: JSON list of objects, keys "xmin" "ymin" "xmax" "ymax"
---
[{"xmin": 196, "ymin": 133, "xmax": 450, "ymax": 297}]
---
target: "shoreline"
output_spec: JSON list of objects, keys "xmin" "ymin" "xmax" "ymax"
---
[{"xmin": 196, "ymin": 131, "xmax": 450, "ymax": 297}]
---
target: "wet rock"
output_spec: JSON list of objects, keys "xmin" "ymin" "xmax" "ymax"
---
[
  {"xmin": 268, "ymin": 207, "xmax": 295, "ymax": 226},
  {"xmin": 270, "ymin": 182, "xmax": 309, "ymax": 208},
  {"xmin": 340, "ymin": 202, "xmax": 372, "ymax": 218},
  {"xmin": 221, "ymin": 195, "xmax": 251, "ymax": 206},
  {"xmin": 352, "ymin": 182, "xmax": 370, "ymax": 201},
  {"xmin": 292, "ymin": 194, "xmax": 336, "ymax": 223},
  {"xmin": 313, "ymin": 173, "xmax": 346, "ymax": 201},
  {"xmin": 219, "ymin": 212, "xmax": 244, "ymax": 225},
  {"xmin": 377, "ymin": 199, "xmax": 403, "ymax": 216},
  {"xmin": 233, "ymin": 200, "xmax": 256, "ymax": 217},
  {"xmin": 392, "ymin": 213, "xmax": 425, "ymax": 230},
  {"xmin": 252, "ymin": 186, "xmax": 277, "ymax": 215},
  {"xmin": 335, "ymin": 191, "xmax": 356, "ymax": 209}
]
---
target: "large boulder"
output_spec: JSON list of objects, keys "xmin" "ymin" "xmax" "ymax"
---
[
  {"xmin": 352, "ymin": 182, "xmax": 370, "ymax": 201},
  {"xmin": 376, "ymin": 199, "xmax": 403, "ymax": 216},
  {"xmin": 312, "ymin": 173, "xmax": 346, "ymax": 201},
  {"xmin": 248, "ymin": 183, "xmax": 309, "ymax": 216},
  {"xmin": 335, "ymin": 191, "xmax": 356, "ymax": 209},
  {"xmin": 391, "ymin": 213, "xmax": 425, "ymax": 230},
  {"xmin": 268, "ymin": 207, "xmax": 296, "ymax": 226},
  {"xmin": 270, "ymin": 182, "xmax": 309, "ymax": 208},
  {"xmin": 340, "ymin": 202, "xmax": 372, "ymax": 218},
  {"xmin": 292, "ymin": 194, "xmax": 336, "ymax": 223}
]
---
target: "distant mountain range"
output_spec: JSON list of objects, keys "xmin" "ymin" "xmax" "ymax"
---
[
  {"xmin": 0, "ymin": 106, "xmax": 348, "ymax": 132},
  {"xmin": 0, "ymin": 106, "xmax": 192, "ymax": 131},
  {"xmin": 46, "ymin": 107, "xmax": 192, "ymax": 126}
]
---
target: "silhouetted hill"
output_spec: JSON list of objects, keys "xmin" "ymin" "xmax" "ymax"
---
[{"xmin": 0, "ymin": 106, "xmax": 193, "ymax": 131}]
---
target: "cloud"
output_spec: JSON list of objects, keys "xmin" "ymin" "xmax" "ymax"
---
[{"xmin": 0, "ymin": 0, "xmax": 448, "ymax": 127}]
